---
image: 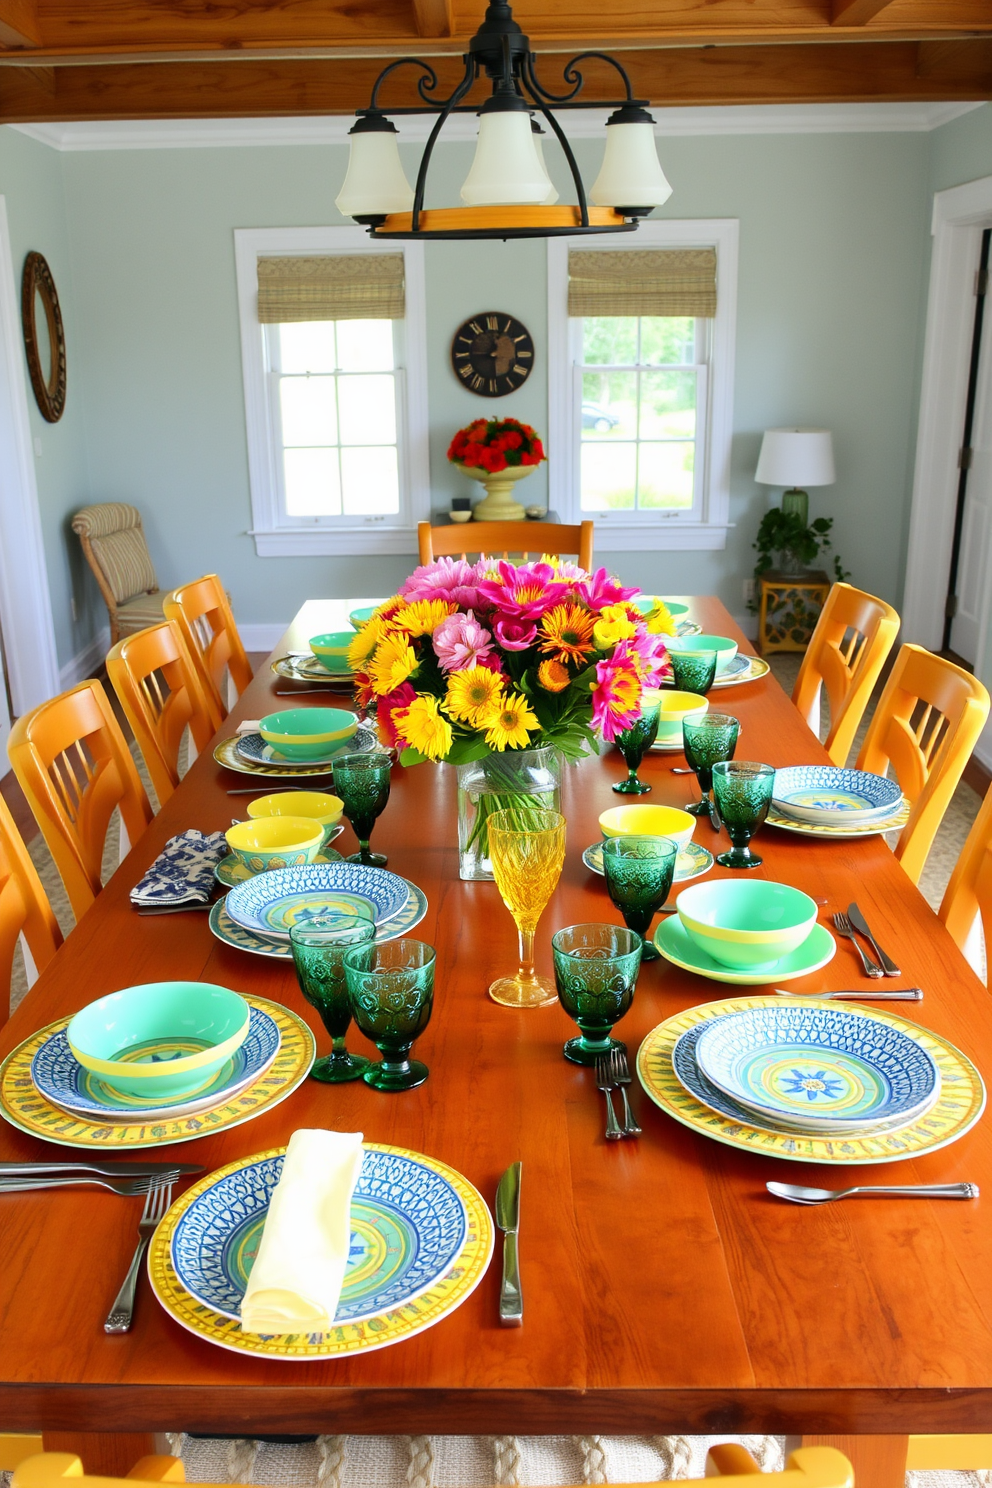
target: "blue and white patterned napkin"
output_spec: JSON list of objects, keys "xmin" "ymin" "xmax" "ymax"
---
[{"xmin": 130, "ymin": 830, "xmax": 227, "ymax": 907}]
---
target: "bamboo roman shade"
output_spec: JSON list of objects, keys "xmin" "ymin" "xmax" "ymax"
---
[
  {"xmin": 567, "ymin": 248, "xmax": 717, "ymax": 318},
  {"xmin": 256, "ymin": 254, "xmax": 405, "ymax": 322}
]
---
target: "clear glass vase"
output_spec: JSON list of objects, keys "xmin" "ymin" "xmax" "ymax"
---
[{"xmin": 456, "ymin": 746, "xmax": 562, "ymax": 881}]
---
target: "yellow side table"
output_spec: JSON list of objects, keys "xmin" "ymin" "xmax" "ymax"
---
[{"xmin": 758, "ymin": 569, "xmax": 830, "ymax": 655}]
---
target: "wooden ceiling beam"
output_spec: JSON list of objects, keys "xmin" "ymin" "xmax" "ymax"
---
[
  {"xmin": 831, "ymin": 0, "xmax": 895, "ymax": 22},
  {"xmin": 0, "ymin": 40, "xmax": 989, "ymax": 123},
  {"xmin": 411, "ymin": 0, "xmax": 453, "ymax": 38},
  {"xmin": 0, "ymin": 0, "xmax": 40, "ymax": 48}
]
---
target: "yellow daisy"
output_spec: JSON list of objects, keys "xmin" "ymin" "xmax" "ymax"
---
[
  {"xmin": 368, "ymin": 631, "xmax": 418, "ymax": 696},
  {"xmin": 645, "ymin": 601, "xmax": 677, "ymax": 637},
  {"xmin": 394, "ymin": 695, "xmax": 453, "ymax": 761},
  {"xmin": 347, "ymin": 616, "xmax": 387, "ymax": 671},
  {"xmin": 537, "ymin": 658, "xmax": 570, "ymax": 693},
  {"xmin": 392, "ymin": 597, "xmax": 457, "ymax": 638},
  {"xmin": 444, "ymin": 666, "xmax": 505, "ymax": 727},
  {"xmin": 483, "ymin": 692, "xmax": 539, "ymax": 751},
  {"xmin": 593, "ymin": 602, "xmax": 638, "ymax": 650},
  {"xmin": 539, "ymin": 603, "xmax": 596, "ymax": 664}
]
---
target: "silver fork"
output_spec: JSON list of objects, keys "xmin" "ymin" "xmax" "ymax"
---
[
  {"xmin": 768, "ymin": 1181, "xmax": 979, "ymax": 1205},
  {"xmin": 104, "ymin": 1180, "xmax": 174, "ymax": 1333},
  {"xmin": 610, "ymin": 1046, "xmax": 642, "ymax": 1137},
  {"xmin": 0, "ymin": 1175, "xmax": 172, "ymax": 1197},
  {"xmin": 594, "ymin": 1054, "xmax": 623, "ymax": 1141},
  {"xmin": 832, "ymin": 912, "xmax": 883, "ymax": 978}
]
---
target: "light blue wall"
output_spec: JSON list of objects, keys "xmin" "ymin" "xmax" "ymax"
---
[
  {"xmin": 929, "ymin": 103, "xmax": 992, "ymax": 195},
  {"xmin": 0, "ymin": 127, "xmax": 94, "ymax": 670},
  {"xmin": 4, "ymin": 119, "xmax": 941, "ymax": 661}
]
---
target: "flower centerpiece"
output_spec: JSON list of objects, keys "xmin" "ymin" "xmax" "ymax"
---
[
  {"xmin": 447, "ymin": 417, "xmax": 547, "ymax": 522},
  {"xmin": 349, "ymin": 557, "xmax": 676, "ymax": 878}
]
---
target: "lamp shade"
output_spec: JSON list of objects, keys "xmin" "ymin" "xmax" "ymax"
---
[
  {"xmin": 335, "ymin": 120, "xmax": 414, "ymax": 218},
  {"xmin": 754, "ymin": 428, "xmax": 836, "ymax": 488},
  {"xmin": 589, "ymin": 119, "xmax": 672, "ymax": 210},
  {"xmin": 461, "ymin": 110, "xmax": 558, "ymax": 207}
]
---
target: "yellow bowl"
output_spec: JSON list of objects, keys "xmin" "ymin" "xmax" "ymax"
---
[
  {"xmin": 247, "ymin": 791, "xmax": 343, "ymax": 847},
  {"xmin": 654, "ymin": 690, "xmax": 709, "ymax": 742},
  {"xmin": 225, "ymin": 816, "xmax": 325, "ymax": 873},
  {"xmin": 599, "ymin": 804, "xmax": 695, "ymax": 854}
]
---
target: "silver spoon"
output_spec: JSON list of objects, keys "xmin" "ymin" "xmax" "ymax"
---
[
  {"xmin": 768, "ymin": 1181, "xmax": 978, "ymax": 1204},
  {"xmin": 773, "ymin": 986, "xmax": 923, "ymax": 1001},
  {"xmin": 671, "ymin": 767, "xmax": 694, "ymax": 774}
]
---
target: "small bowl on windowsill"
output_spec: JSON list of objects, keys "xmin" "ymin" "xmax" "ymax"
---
[{"xmin": 449, "ymin": 510, "xmax": 472, "ymax": 524}]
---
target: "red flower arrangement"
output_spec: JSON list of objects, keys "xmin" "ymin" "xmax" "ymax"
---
[{"xmin": 447, "ymin": 418, "xmax": 547, "ymax": 475}]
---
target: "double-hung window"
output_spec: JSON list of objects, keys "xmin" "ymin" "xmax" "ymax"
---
[
  {"xmin": 236, "ymin": 227, "xmax": 429, "ymax": 556},
  {"xmin": 547, "ymin": 220, "xmax": 738, "ymax": 551}
]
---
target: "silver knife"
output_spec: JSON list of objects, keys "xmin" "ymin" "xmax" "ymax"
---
[
  {"xmin": 495, "ymin": 1161, "xmax": 522, "ymax": 1327},
  {"xmin": 0, "ymin": 1161, "xmax": 204, "ymax": 1177},
  {"xmin": 773, "ymin": 987, "xmax": 922, "ymax": 1001},
  {"xmin": 848, "ymin": 903, "xmax": 901, "ymax": 977}
]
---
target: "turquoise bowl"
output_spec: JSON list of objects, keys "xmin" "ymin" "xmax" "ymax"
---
[
  {"xmin": 667, "ymin": 633, "xmax": 738, "ymax": 675},
  {"xmin": 67, "ymin": 983, "xmax": 251, "ymax": 1098},
  {"xmin": 259, "ymin": 708, "xmax": 358, "ymax": 761},
  {"xmin": 349, "ymin": 605, "xmax": 379, "ymax": 631},
  {"xmin": 632, "ymin": 595, "xmax": 689, "ymax": 619},
  {"xmin": 310, "ymin": 631, "xmax": 355, "ymax": 672},
  {"xmin": 676, "ymin": 880, "xmax": 818, "ymax": 971}
]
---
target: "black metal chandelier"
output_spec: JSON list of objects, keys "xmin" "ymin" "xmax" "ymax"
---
[{"xmin": 334, "ymin": 0, "xmax": 672, "ymax": 240}]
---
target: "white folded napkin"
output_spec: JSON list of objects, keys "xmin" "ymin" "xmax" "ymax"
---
[
  {"xmin": 236, "ymin": 719, "xmax": 261, "ymax": 734},
  {"xmin": 240, "ymin": 1128, "xmax": 364, "ymax": 1335}
]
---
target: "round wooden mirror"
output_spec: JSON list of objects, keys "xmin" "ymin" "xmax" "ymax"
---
[{"xmin": 21, "ymin": 251, "xmax": 66, "ymax": 423}]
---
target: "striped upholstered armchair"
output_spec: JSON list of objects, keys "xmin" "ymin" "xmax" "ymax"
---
[{"xmin": 71, "ymin": 503, "xmax": 166, "ymax": 646}]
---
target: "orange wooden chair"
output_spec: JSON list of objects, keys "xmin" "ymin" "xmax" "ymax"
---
[
  {"xmin": 106, "ymin": 620, "xmax": 217, "ymax": 808},
  {"xmin": 7, "ymin": 1445, "xmax": 854, "ymax": 1488},
  {"xmin": 855, "ymin": 643, "xmax": 990, "ymax": 885},
  {"xmin": 0, "ymin": 794, "xmax": 62, "ymax": 1022},
  {"xmin": 7, "ymin": 680, "xmax": 154, "ymax": 920},
  {"xmin": 939, "ymin": 778, "xmax": 992, "ymax": 970},
  {"xmin": 418, "ymin": 519, "xmax": 594, "ymax": 571},
  {"xmin": 792, "ymin": 581, "xmax": 900, "ymax": 766},
  {"xmin": 162, "ymin": 574, "xmax": 252, "ymax": 728}
]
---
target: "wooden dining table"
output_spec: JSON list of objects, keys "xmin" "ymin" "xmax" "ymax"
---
[{"xmin": 2, "ymin": 595, "xmax": 991, "ymax": 1488}]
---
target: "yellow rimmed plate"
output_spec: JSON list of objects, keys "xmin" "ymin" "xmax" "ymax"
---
[
  {"xmin": 0, "ymin": 996, "xmax": 315, "ymax": 1150},
  {"xmin": 765, "ymin": 797, "xmax": 911, "ymax": 840},
  {"xmin": 271, "ymin": 655, "xmax": 357, "ymax": 685},
  {"xmin": 636, "ymin": 994, "xmax": 985, "ymax": 1164},
  {"xmin": 147, "ymin": 1142, "xmax": 494, "ymax": 1359},
  {"xmin": 709, "ymin": 656, "xmax": 771, "ymax": 688},
  {"xmin": 214, "ymin": 730, "xmax": 378, "ymax": 780}
]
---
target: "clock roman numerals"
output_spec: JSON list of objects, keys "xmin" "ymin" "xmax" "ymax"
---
[{"xmin": 450, "ymin": 311, "xmax": 534, "ymax": 398}]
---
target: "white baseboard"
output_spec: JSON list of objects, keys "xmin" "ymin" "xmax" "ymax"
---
[
  {"xmin": 240, "ymin": 623, "xmax": 288, "ymax": 652},
  {"xmin": 59, "ymin": 626, "xmax": 110, "ymax": 689}
]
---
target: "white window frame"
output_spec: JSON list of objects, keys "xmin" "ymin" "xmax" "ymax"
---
[
  {"xmin": 235, "ymin": 225, "xmax": 429, "ymax": 556},
  {"xmin": 547, "ymin": 218, "xmax": 739, "ymax": 552}
]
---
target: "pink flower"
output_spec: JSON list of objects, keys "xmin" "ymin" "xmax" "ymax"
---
[
  {"xmin": 590, "ymin": 652, "xmax": 642, "ymax": 743},
  {"xmin": 477, "ymin": 560, "xmax": 571, "ymax": 621},
  {"xmin": 432, "ymin": 610, "xmax": 495, "ymax": 672},
  {"xmin": 580, "ymin": 567, "xmax": 639, "ymax": 613},
  {"xmin": 621, "ymin": 629, "xmax": 673, "ymax": 687},
  {"xmin": 402, "ymin": 556, "xmax": 488, "ymax": 610},
  {"xmin": 493, "ymin": 615, "xmax": 538, "ymax": 651},
  {"xmin": 377, "ymin": 681, "xmax": 417, "ymax": 748}
]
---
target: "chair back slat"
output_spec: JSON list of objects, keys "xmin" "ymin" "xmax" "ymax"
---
[
  {"xmin": 792, "ymin": 581, "xmax": 900, "ymax": 765},
  {"xmin": 0, "ymin": 795, "xmax": 61, "ymax": 1023},
  {"xmin": 163, "ymin": 574, "xmax": 252, "ymax": 727},
  {"xmin": 107, "ymin": 621, "xmax": 216, "ymax": 807}
]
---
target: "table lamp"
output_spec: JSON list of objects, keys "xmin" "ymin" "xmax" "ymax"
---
[{"xmin": 754, "ymin": 428, "xmax": 835, "ymax": 526}]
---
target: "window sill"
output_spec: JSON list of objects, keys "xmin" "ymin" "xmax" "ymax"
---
[
  {"xmin": 586, "ymin": 521, "xmax": 730, "ymax": 553},
  {"xmin": 251, "ymin": 527, "xmax": 420, "ymax": 558}
]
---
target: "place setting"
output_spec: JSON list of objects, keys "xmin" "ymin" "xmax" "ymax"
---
[
  {"xmin": 214, "ymin": 706, "xmax": 379, "ymax": 780},
  {"xmin": 765, "ymin": 764, "xmax": 911, "ymax": 839},
  {"xmin": 270, "ymin": 628, "xmax": 360, "ymax": 688}
]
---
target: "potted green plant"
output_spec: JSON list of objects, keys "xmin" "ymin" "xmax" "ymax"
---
[{"xmin": 749, "ymin": 508, "xmax": 849, "ymax": 611}]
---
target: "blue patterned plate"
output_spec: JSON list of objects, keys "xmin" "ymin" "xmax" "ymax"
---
[
  {"xmin": 671, "ymin": 1020, "xmax": 939, "ymax": 1137},
  {"xmin": 772, "ymin": 766, "xmax": 903, "ymax": 826},
  {"xmin": 236, "ymin": 728, "xmax": 376, "ymax": 770},
  {"xmin": 170, "ymin": 1144, "xmax": 468, "ymax": 1324},
  {"xmin": 582, "ymin": 839, "xmax": 714, "ymax": 883},
  {"xmin": 693, "ymin": 1003, "xmax": 940, "ymax": 1131},
  {"xmin": 654, "ymin": 915, "xmax": 836, "ymax": 985},
  {"xmin": 226, "ymin": 862, "xmax": 410, "ymax": 941},
  {"xmin": 30, "ymin": 1004, "xmax": 281, "ymax": 1122},
  {"xmin": 209, "ymin": 880, "xmax": 428, "ymax": 960}
]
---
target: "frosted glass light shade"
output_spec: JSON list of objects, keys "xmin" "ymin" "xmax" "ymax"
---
[
  {"xmin": 335, "ymin": 127, "xmax": 414, "ymax": 218},
  {"xmin": 755, "ymin": 428, "xmax": 836, "ymax": 487},
  {"xmin": 589, "ymin": 121, "xmax": 672, "ymax": 209},
  {"xmin": 460, "ymin": 111, "xmax": 557, "ymax": 207},
  {"xmin": 531, "ymin": 127, "xmax": 560, "ymax": 206}
]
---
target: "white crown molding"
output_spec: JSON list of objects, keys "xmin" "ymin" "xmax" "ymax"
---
[{"xmin": 8, "ymin": 101, "xmax": 984, "ymax": 152}]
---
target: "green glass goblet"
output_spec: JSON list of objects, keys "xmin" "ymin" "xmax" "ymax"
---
[
  {"xmin": 552, "ymin": 923, "xmax": 642, "ymax": 1066},
  {"xmin": 712, "ymin": 760, "xmax": 775, "ymax": 869},
  {"xmin": 682, "ymin": 712, "xmax": 740, "ymax": 819},
  {"xmin": 601, "ymin": 835, "xmax": 678, "ymax": 962},
  {"xmin": 669, "ymin": 649, "xmax": 719, "ymax": 696},
  {"xmin": 289, "ymin": 914, "xmax": 375, "ymax": 1083},
  {"xmin": 343, "ymin": 937, "xmax": 435, "ymax": 1091},
  {"xmin": 332, "ymin": 751, "xmax": 392, "ymax": 866},
  {"xmin": 612, "ymin": 699, "xmax": 661, "ymax": 794}
]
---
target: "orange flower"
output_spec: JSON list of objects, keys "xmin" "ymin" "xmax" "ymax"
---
[
  {"xmin": 538, "ymin": 658, "xmax": 570, "ymax": 693},
  {"xmin": 538, "ymin": 603, "xmax": 595, "ymax": 664}
]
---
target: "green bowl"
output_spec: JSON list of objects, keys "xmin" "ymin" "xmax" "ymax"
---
[
  {"xmin": 348, "ymin": 605, "xmax": 379, "ymax": 631},
  {"xmin": 632, "ymin": 595, "xmax": 689, "ymax": 619},
  {"xmin": 310, "ymin": 631, "xmax": 355, "ymax": 673},
  {"xmin": 667, "ymin": 633, "xmax": 738, "ymax": 675},
  {"xmin": 66, "ymin": 982, "xmax": 251, "ymax": 1098},
  {"xmin": 259, "ymin": 708, "xmax": 358, "ymax": 761},
  {"xmin": 676, "ymin": 880, "xmax": 818, "ymax": 970}
]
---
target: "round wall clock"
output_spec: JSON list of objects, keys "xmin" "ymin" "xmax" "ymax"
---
[{"xmin": 451, "ymin": 312, "xmax": 534, "ymax": 397}]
